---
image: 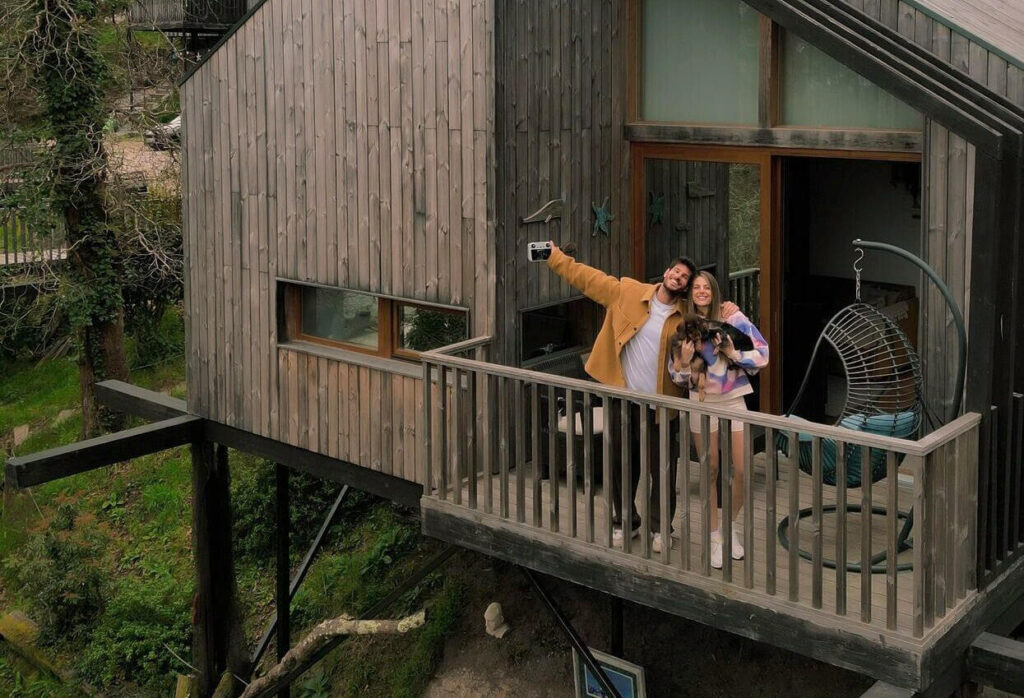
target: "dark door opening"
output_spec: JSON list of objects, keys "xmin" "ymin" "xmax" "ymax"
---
[{"xmin": 780, "ymin": 157, "xmax": 922, "ymax": 423}]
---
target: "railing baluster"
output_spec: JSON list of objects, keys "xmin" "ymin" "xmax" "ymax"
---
[
  {"xmin": 659, "ymin": 407, "xmax": 670, "ymax": 566},
  {"xmin": 484, "ymin": 374, "xmax": 494, "ymax": 514},
  {"xmin": 860, "ymin": 446, "xmax": 872, "ymax": 624},
  {"xmin": 925, "ymin": 445, "xmax": 936, "ymax": 629},
  {"xmin": 811, "ymin": 436, "xmax": 823, "ymax": 609},
  {"xmin": 1014, "ymin": 394, "xmax": 1024, "ymax": 552},
  {"xmin": 886, "ymin": 450, "xmax": 898, "ymax": 630},
  {"xmin": 621, "ymin": 401, "xmax": 633, "ymax": 555},
  {"xmin": 532, "ymin": 383, "xmax": 542, "ymax": 527},
  {"xmin": 934, "ymin": 443, "xmax": 947, "ymax": 619},
  {"xmin": 438, "ymin": 367, "xmax": 448, "ymax": 501},
  {"xmin": 743, "ymin": 423, "xmax": 753, "ymax": 589},
  {"xmin": 468, "ymin": 368, "xmax": 477, "ymax": 510},
  {"xmin": 452, "ymin": 368, "xmax": 462, "ymax": 506},
  {"xmin": 548, "ymin": 385, "xmax": 559, "ymax": 533},
  {"xmin": 700, "ymin": 415, "xmax": 711, "ymax": 576},
  {"xmin": 515, "ymin": 380, "xmax": 526, "ymax": 524},
  {"xmin": 603, "ymin": 396, "xmax": 614, "ymax": 547},
  {"xmin": 680, "ymin": 411, "xmax": 691, "ymax": 572},
  {"xmin": 765, "ymin": 427, "xmax": 776, "ymax": 595},
  {"xmin": 499, "ymin": 376, "xmax": 510, "ymax": 519},
  {"xmin": 787, "ymin": 429, "xmax": 799, "ymax": 602},
  {"xmin": 721, "ymin": 418, "xmax": 733, "ymax": 583},
  {"xmin": 422, "ymin": 361, "xmax": 432, "ymax": 494},
  {"xmin": 566, "ymin": 388, "xmax": 577, "ymax": 538},
  {"xmin": 913, "ymin": 455, "xmax": 926, "ymax": 638},
  {"xmin": 836, "ymin": 441, "xmax": 847, "ymax": 616},
  {"xmin": 640, "ymin": 407, "xmax": 651, "ymax": 559},
  {"xmin": 944, "ymin": 439, "xmax": 957, "ymax": 609},
  {"xmin": 584, "ymin": 392, "xmax": 595, "ymax": 544},
  {"xmin": 964, "ymin": 424, "xmax": 980, "ymax": 594}
]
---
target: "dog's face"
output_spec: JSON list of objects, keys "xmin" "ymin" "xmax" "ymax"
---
[{"xmin": 675, "ymin": 313, "xmax": 707, "ymax": 346}]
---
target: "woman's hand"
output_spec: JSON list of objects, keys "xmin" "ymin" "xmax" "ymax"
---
[
  {"xmin": 721, "ymin": 301, "xmax": 739, "ymax": 317},
  {"xmin": 674, "ymin": 339, "xmax": 696, "ymax": 368},
  {"xmin": 712, "ymin": 332, "xmax": 741, "ymax": 362}
]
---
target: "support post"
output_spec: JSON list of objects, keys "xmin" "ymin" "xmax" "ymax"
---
[
  {"xmin": 191, "ymin": 442, "xmax": 249, "ymax": 696},
  {"xmin": 275, "ymin": 463, "xmax": 290, "ymax": 698}
]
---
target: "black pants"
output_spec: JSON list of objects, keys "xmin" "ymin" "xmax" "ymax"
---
[{"xmin": 607, "ymin": 402, "xmax": 678, "ymax": 532}]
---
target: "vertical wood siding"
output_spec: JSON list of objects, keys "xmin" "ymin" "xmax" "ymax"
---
[
  {"xmin": 846, "ymin": 0, "xmax": 1018, "ymax": 422},
  {"xmin": 182, "ymin": 0, "xmax": 495, "ymax": 484},
  {"xmin": 494, "ymin": 0, "xmax": 631, "ymax": 365}
]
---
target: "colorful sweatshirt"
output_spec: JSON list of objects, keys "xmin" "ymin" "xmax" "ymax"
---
[{"xmin": 666, "ymin": 310, "xmax": 769, "ymax": 399}]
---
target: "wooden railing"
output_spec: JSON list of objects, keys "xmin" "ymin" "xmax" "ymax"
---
[
  {"xmin": 1, "ymin": 209, "xmax": 65, "ymax": 268},
  {"xmin": 728, "ymin": 267, "xmax": 760, "ymax": 325},
  {"xmin": 127, "ymin": 0, "xmax": 246, "ymax": 28},
  {"xmin": 421, "ymin": 340, "xmax": 981, "ymax": 638},
  {"xmin": 978, "ymin": 393, "xmax": 1024, "ymax": 587}
]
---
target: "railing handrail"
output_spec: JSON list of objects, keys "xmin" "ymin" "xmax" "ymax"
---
[
  {"xmin": 728, "ymin": 266, "xmax": 760, "ymax": 280},
  {"xmin": 425, "ymin": 334, "xmax": 493, "ymax": 357},
  {"xmin": 421, "ymin": 345, "xmax": 980, "ymax": 458}
]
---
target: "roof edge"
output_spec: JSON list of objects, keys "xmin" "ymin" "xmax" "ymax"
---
[
  {"xmin": 178, "ymin": 0, "xmax": 272, "ymax": 86},
  {"xmin": 894, "ymin": 0, "xmax": 1024, "ymax": 73}
]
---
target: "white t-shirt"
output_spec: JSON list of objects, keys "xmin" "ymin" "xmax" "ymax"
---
[{"xmin": 620, "ymin": 295, "xmax": 674, "ymax": 394}]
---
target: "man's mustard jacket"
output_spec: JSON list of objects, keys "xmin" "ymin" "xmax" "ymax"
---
[{"xmin": 547, "ymin": 246, "xmax": 686, "ymax": 399}]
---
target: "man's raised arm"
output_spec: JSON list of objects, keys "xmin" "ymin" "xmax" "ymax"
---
[{"xmin": 546, "ymin": 243, "xmax": 622, "ymax": 308}]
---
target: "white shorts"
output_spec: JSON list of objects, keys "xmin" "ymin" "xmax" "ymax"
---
[{"xmin": 687, "ymin": 395, "xmax": 748, "ymax": 433}]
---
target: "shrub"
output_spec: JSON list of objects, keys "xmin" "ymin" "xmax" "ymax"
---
[
  {"xmin": 3, "ymin": 530, "xmax": 107, "ymax": 645},
  {"xmin": 78, "ymin": 571, "xmax": 192, "ymax": 693}
]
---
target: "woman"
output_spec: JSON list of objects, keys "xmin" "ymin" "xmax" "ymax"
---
[{"xmin": 668, "ymin": 271, "xmax": 769, "ymax": 569}]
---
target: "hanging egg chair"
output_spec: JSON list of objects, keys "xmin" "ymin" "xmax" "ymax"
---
[{"xmin": 776, "ymin": 302, "xmax": 923, "ymax": 487}]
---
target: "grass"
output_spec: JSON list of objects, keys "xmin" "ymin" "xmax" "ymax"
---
[{"xmin": 1, "ymin": 338, "xmax": 463, "ymax": 695}]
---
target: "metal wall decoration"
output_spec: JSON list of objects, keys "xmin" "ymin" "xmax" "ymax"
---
[
  {"xmin": 521, "ymin": 199, "xmax": 564, "ymax": 224},
  {"xmin": 591, "ymin": 197, "xmax": 614, "ymax": 236},
  {"xmin": 647, "ymin": 191, "xmax": 665, "ymax": 226}
]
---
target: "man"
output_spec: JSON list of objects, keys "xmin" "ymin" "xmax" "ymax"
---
[{"xmin": 546, "ymin": 243, "xmax": 736, "ymax": 552}]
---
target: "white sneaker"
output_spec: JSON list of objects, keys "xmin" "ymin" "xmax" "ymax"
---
[
  {"xmin": 612, "ymin": 526, "xmax": 639, "ymax": 548},
  {"xmin": 711, "ymin": 535, "xmax": 723, "ymax": 569},
  {"xmin": 731, "ymin": 530, "xmax": 745, "ymax": 560},
  {"xmin": 652, "ymin": 532, "xmax": 663, "ymax": 554}
]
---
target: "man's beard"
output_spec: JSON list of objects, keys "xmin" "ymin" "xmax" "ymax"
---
[{"xmin": 663, "ymin": 283, "xmax": 686, "ymax": 302}]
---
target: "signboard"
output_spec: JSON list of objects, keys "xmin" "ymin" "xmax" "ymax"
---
[{"xmin": 572, "ymin": 647, "xmax": 647, "ymax": 698}]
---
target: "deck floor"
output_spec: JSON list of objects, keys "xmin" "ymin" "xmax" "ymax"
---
[{"xmin": 435, "ymin": 449, "xmax": 967, "ymax": 642}]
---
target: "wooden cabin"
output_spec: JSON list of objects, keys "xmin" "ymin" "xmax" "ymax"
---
[{"xmin": 176, "ymin": 0, "xmax": 1024, "ymax": 693}]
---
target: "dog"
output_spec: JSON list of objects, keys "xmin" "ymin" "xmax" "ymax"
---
[{"xmin": 670, "ymin": 313, "xmax": 754, "ymax": 401}]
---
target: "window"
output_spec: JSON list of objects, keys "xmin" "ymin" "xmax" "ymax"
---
[
  {"xmin": 282, "ymin": 283, "xmax": 468, "ymax": 359},
  {"xmin": 780, "ymin": 31, "xmax": 922, "ymax": 130},
  {"xmin": 641, "ymin": 0, "xmax": 761, "ymax": 124}
]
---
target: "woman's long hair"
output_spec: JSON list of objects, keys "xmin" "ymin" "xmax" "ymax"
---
[{"xmin": 686, "ymin": 270, "xmax": 722, "ymax": 321}]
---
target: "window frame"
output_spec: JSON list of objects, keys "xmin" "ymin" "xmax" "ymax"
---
[{"xmin": 282, "ymin": 282, "xmax": 469, "ymax": 361}]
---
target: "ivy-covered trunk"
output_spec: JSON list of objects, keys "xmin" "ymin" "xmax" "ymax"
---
[{"xmin": 35, "ymin": 0, "xmax": 128, "ymax": 435}]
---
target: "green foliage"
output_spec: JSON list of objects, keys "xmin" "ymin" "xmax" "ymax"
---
[
  {"xmin": 297, "ymin": 670, "xmax": 332, "ymax": 698},
  {"xmin": 728, "ymin": 163, "xmax": 761, "ymax": 271},
  {"xmin": 0, "ymin": 654, "xmax": 79, "ymax": 698},
  {"xmin": 402, "ymin": 307, "xmax": 467, "ymax": 352},
  {"xmin": 232, "ymin": 456, "xmax": 369, "ymax": 562},
  {"xmin": 3, "ymin": 527, "xmax": 107, "ymax": 645},
  {"xmin": 77, "ymin": 570, "xmax": 192, "ymax": 693},
  {"xmin": 0, "ymin": 357, "xmax": 77, "ymax": 436},
  {"xmin": 386, "ymin": 577, "xmax": 465, "ymax": 698}
]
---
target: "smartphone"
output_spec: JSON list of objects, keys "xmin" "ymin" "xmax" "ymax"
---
[{"xmin": 527, "ymin": 241, "xmax": 552, "ymax": 262}]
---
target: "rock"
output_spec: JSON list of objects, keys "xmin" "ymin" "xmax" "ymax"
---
[
  {"xmin": 12, "ymin": 425, "xmax": 29, "ymax": 447},
  {"xmin": 484, "ymin": 602, "xmax": 510, "ymax": 639},
  {"xmin": 53, "ymin": 409, "xmax": 77, "ymax": 426},
  {"xmin": 0, "ymin": 611, "xmax": 60, "ymax": 679}
]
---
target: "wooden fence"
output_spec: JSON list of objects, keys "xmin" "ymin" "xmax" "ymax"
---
[
  {"xmin": 422, "ymin": 338, "xmax": 981, "ymax": 639},
  {"xmin": 728, "ymin": 267, "xmax": 760, "ymax": 326},
  {"xmin": 1, "ymin": 209, "xmax": 65, "ymax": 268},
  {"xmin": 128, "ymin": 0, "xmax": 246, "ymax": 28}
]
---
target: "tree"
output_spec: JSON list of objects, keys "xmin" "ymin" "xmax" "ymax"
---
[{"xmin": 2, "ymin": 0, "xmax": 129, "ymax": 434}]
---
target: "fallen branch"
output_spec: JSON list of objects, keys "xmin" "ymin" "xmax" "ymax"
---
[{"xmin": 240, "ymin": 610, "xmax": 427, "ymax": 698}]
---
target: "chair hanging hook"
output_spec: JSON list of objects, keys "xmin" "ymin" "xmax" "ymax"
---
[{"xmin": 852, "ymin": 245, "xmax": 865, "ymax": 301}]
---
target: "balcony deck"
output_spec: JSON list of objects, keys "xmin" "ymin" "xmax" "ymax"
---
[{"xmin": 418, "ymin": 340, "xmax": 988, "ymax": 690}]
